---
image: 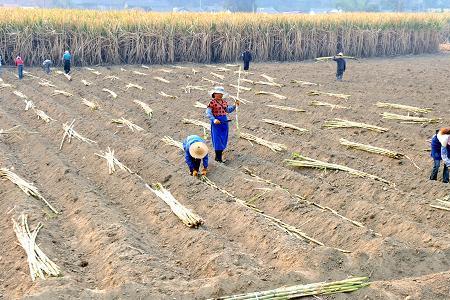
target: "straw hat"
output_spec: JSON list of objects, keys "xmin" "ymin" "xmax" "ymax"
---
[
  {"xmin": 209, "ymin": 86, "xmax": 228, "ymax": 98},
  {"xmin": 337, "ymin": 52, "xmax": 344, "ymax": 57},
  {"xmin": 189, "ymin": 142, "xmax": 209, "ymax": 159}
]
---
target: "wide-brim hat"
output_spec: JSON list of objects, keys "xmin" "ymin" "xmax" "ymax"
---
[
  {"xmin": 337, "ymin": 52, "xmax": 344, "ymax": 56},
  {"xmin": 209, "ymin": 86, "xmax": 228, "ymax": 98},
  {"xmin": 189, "ymin": 142, "xmax": 208, "ymax": 159}
]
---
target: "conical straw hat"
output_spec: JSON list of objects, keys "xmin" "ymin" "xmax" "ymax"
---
[{"xmin": 189, "ymin": 142, "xmax": 209, "ymax": 159}]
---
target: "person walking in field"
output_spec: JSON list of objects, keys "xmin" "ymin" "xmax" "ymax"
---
[
  {"xmin": 63, "ymin": 50, "xmax": 71, "ymax": 74},
  {"xmin": 183, "ymin": 135, "xmax": 209, "ymax": 177},
  {"xmin": 430, "ymin": 128, "xmax": 450, "ymax": 183},
  {"xmin": 206, "ymin": 87, "xmax": 239, "ymax": 163},
  {"xmin": 241, "ymin": 50, "xmax": 252, "ymax": 71},
  {"xmin": 15, "ymin": 56, "xmax": 24, "ymax": 80},
  {"xmin": 43, "ymin": 59, "xmax": 52, "ymax": 74},
  {"xmin": 0, "ymin": 54, "xmax": 3, "ymax": 77},
  {"xmin": 333, "ymin": 52, "xmax": 346, "ymax": 81}
]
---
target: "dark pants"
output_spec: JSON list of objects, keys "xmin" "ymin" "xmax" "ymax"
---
[
  {"xmin": 430, "ymin": 160, "xmax": 449, "ymax": 183},
  {"xmin": 215, "ymin": 150, "xmax": 223, "ymax": 162},
  {"xmin": 64, "ymin": 60, "xmax": 71, "ymax": 74},
  {"xmin": 18, "ymin": 65, "xmax": 23, "ymax": 79},
  {"xmin": 190, "ymin": 159, "xmax": 201, "ymax": 175},
  {"xmin": 244, "ymin": 61, "xmax": 250, "ymax": 71},
  {"xmin": 336, "ymin": 70, "xmax": 344, "ymax": 81}
]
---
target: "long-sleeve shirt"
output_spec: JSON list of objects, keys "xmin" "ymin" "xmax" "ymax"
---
[
  {"xmin": 206, "ymin": 99, "xmax": 236, "ymax": 122},
  {"xmin": 183, "ymin": 135, "xmax": 208, "ymax": 171},
  {"xmin": 63, "ymin": 53, "xmax": 71, "ymax": 61},
  {"xmin": 15, "ymin": 58, "xmax": 24, "ymax": 66},
  {"xmin": 242, "ymin": 51, "xmax": 252, "ymax": 62},
  {"xmin": 437, "ymin": 133, "xmax": 450, "ymax": 166},
  {"xmin": 333, "ymin": 57, "xmax": 346, "ymax": 71}
]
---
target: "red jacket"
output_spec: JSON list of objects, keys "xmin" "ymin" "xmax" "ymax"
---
[{"xmin": 15, "ymin": 58, "xmax": 24, "ymax": 66}]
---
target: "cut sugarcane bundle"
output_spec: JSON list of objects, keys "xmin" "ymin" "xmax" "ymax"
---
[
  {"xmin": 25, "ymin": 100, "xmax": 35, "ymax": 111},
  {"xmin": 153, "ymin": 76, "xmax": 170, "ymax": 83},
  {"xmin": 255, "ymin": 81, "xmax": 283, "ymax": 88},
  {"xmin": 133, "ymin": 100, "xmax": 153, "ymax": 118},
  {"xmin": 102, "ymin": 88, "xmax": 118, "ymax": 99},
  {"xmin": 52, "ymin": 90, "xmax": 73, "ymax": 97},
  {"xmin": 291, "ymin": 79, "xmax": 318, "ymax": 86},
  {"xmin": 200, "ymin": 176, "xmax": 347, "ymax": 251},
  {"xmin": 241, "ymin": 78, "xmax": 255, "ymax": 85},
  {"xmin": 147, "ymin": 183, "xmax": 203, "ymax": 228},
  {"xmin": 266, "ymin": 104, "xmax": 305, "ymax": 112},
  {"xmin": 340, "ymin": 138, "xmax": 404, "ymax": 159},
  {"xmin": 308, "ymin": 90, "xmax": 351, "ymax": 100},
  {"xmin": 60, "ymin": 119, "xmax": 97, "ymax": 150},
  {"xmin": 240, "ymin": 132, "xmax": 287, "ymax": 152},
  {"xmin": 184, "ymin": 85, "xmax": 207, "ymax": 93},
  {"xmin": 323, "ymin": 118, "xmax": 388, "ymax": 133},
  {"xmin": 286, "ymin": 153, "xmax": 391, "ymax": 185},
  {"xmin": 38, "ymin": 80, "xmax": 55, "ymax": 87},
  {"xmin": 381, "ymin": 112, "xmax": 441, "ymax": 124},
  {"xmin": 234, "ymin": 70, "xmax": 254, "ymax": 75},
  {"xmin": 182, "ymin": 118, "xmax": 211, "ymax": 131},
  {"xmin": 120, "ymin": 68, "xmax": 127, "ymax": 72},
  {"xmin": 13, "ymin": 90, "xmax": 28, "ymax": 99},
  {"xmin": 126, "ymin": 83, "xmax": 143, "ymax": 90},
  {"xmin": 225, "ymin": 64, "xmax": 239, "ymax": 67},
  {"xmin": 85, "ymin": 67, "xmax": 95, "ymax": 71},
  {"xmin": 141, "ymin": 65, "xmax": 150, "ymax": 69},
  {"xmin": 261, "ymin": 74, "xmax": 276, "ymax": 82},
  {"xmin": 81, "ymin": 98, "xmax": 98, "ymax": 110},
  {"xmin": 0, "ymin": 83, "xmax": 15, "ymax": 89},
  {"xmin": 430, "ymin": 196, "xmax": 450, "ymax": 212},
  {"xmin": 213, "ymin": 277, "xmax": 369, "ymax": 300},
  {"xmin": 81, "ymin": 79, "xmax": 91, "ymax": 86},
  {"xmin": 310, "ymin": 100, "xmax": 348, "ymax": 109},
  {"xmin": 55, "ymin": 70, "xmax": 71, "ymax": 81},
  {"xmin": 161, "ymin": 136, "xmax": 183, "ymax": 150},
  {"xmin": 210, "ymin": 72, "xmax": 225, "ymax": 80},
  {"xmin": 255, "ymin": 91, "xmax": 287, "ymax": 100},
  {"xmin": 261, "ymin": 119, "xmax": 308, "ymax": 132},
  {"xmin": 229, "ymin": 95, "xmax": 252, "ymax": 104},
  {"xmin": 95, "ymin": 147, "xmax": 133, "ymax": 174},
  {"xmin": 0, "ymin": 168, "xmax": 58, "ymax": 213},
  {"xmin": 111, "ymin": 117, "xmax": 144, "ymax": 132},
  {"xmin": 133, "ymin": 71, "xmax": 148, "ymax": 76},
  {"xmin": 192, "ymin": 68, "xmax": 199, "ymax": 74},
  {"xmin": 202, "ymin": 77, "xmax": 222, "ymax": 85},
  {"xmin": 12, "ymin": 214, "xmax": 61, "ymax": 281},
  {"xmin": 91, "ymin": 70, "xmax": 101, "ymax": 76},
  {"xmin": 194, "ymin": 101, "xmax": 207, "ymax": 109},
  {"xmin": 375, "ymin": 102, "xmax": 432, "ymax": 114},
  {"xmin": 0, "ymin": 125, "xmax": 21, "ymax": 135},
  {"xmin": 315, "ymin": 55, "xmax": 357, "ymax": 61},
  {"xmin": 34, "ymin": 109, "xmax": 54, "ymax": 123},
  {"xmin": 171, "ymin": 65, "xmax": 186, "ymax": 69},
  {"xmin": 230, "ymin": 84, "xmax": 251, "ymax": 92},
  {"xmin": 104, "ymin": 75, "xmax": 120, "ymax": 81},
  {"xmin": 159, "ymin": 91, "xmax": 177, "ymax": 99},
  {"xmin": 216, "ymin": 67, "xmax": 231, "ymax": 72},
  {"xmin": 159, "ymin": 68, "xmax": 173, "ymax": 73}
]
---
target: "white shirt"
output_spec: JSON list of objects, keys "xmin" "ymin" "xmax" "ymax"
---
[{"xmin": 437, "ymin": 133, "xmax": 450, "ymax": 147}]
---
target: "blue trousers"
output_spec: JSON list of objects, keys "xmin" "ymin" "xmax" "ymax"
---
[
  {"xmin": 430, "ymin": 159, "xmax": 449, "ymax": 183},
  {"xmin": 18, "ymin": 65, "xmax": 23, "ymax": 79}
]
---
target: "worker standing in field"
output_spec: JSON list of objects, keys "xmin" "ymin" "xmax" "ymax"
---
[
  {"xmin": 241, "ymin": 50, "xmax": 252, "ymax": 71},
  {"xmin": 206, "ymin": 87, "xmax": 239, "ymax": 163},
  {"xmin": 333, "ymin": 52, "xmax": 346, "ymax": 81},
  {"xmin": 43, "ymin": 59, "xmax": 52, "ymax": 74},
  {"xmin": 430, "ymin": 128, "xmax": 450, "ymax": 183},
  {"xmin": 15, "ymin": 56, "xmax": 24, "ymax": 80},
  {"xmin": 0, "ymin": 54, "xmax": 3, "ymax": 77},
  {"xmin": 63, "ymin": 50, "xmax": 71, "ymax": 74},
  {"xmin": 183, "ymin": 135, "xmax": 209, "ymax": 177}
]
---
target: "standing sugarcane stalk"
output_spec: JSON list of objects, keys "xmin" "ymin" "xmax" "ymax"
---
[{"xmin": 235, "ymin": 65, "xmax": 241, "ymax": 135}]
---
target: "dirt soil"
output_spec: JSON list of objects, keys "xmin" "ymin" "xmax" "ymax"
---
[{"xmin": 0, "ymin": 53, "xmax": 449, "ymax": 300}]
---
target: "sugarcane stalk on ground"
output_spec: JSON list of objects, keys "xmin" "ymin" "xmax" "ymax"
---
[
  {"xmin": 240, "ymin": 132, "xmax": 287, "ymax": 152},
  {"xmin": 308, "ymin": 90, "xmax": 351, "ymax": 100},
  {"xmin": 286, "ymin": 153, "xmax": 391, "ymax": 185},
  {"xmin": 212, "ymin": 277, "xmax": 369, "ymax": 300},
  {"xmin": 202, "ymin": 77, "xmax": 222, "ymax": 86},
  {"xmin": 126, "ymin": 83, "xmax": 143, "ymax": 90},
  {"xmin": 52, "ymin": 90, "xmax": 73, "ymax": 97},
  {"xmin": 153, "ymin": 76, "xmax": 170, "ymax": 83},
  {"xmin": 381, "ymin": 112, "xmax": 441, "ymax": 124},
  {"xmin": 255, "ymin": 91, "xmax": 287, "ymax": 100},
  {"xmin": 182, "ymin": 118, "xmax": 211, "ymax": 131},
  {"xmin": 194, "ymin": 101, "xmax": 207, "ymax": 109},
  {"xmin": 310, "ymin": 100, "xmax": 349, "ymax": 110},
  {"xmin": 13, "ymin": 90, "xmax": 28, "ymax": 99},
  {"xmin": 161, "ymin": 136, "xmax": 183, "ymax": 150},
  {"xmin": 111, "ymin": 117, "xmax": 144, "ymax": 132},
  {"xmin": 0, "ymin": 125, "xmax": 21, "ymax": 135},
  {"xmin": 0, "ymin": 168, "xmax": 58, "ymax": 214},
  {"xmin": 102, "ymin": 88, "xmax": 118, "ymax": 99},
  {"xmin": 81, "ymin": 79, "xmax": 91, "ymax": 86},
  {"xmin": 159, "ymin": 91, "xmax": 177, "ymax": 99},
  {"xmin": 340, "ymin": 138, "xmax": 404, "ymax": 159},
  {"xmin": 95, "ymin": 147, "xmax": 133, "ymax": 175},
  {"xmin": 266, "ymin": 104, "xmax": 305, "ymax": 112},
  {"xmin": 184, "ymin": 85, "xmax": 207, "ymax": 93},
  {"xmin": 291, "ymin": 79, "xmax": 318, "ymax": 86},
  {"xmin": 81, "ymin": 98, "xmax": 98, "ymax": 110},
  {"xmin": 147, "ymin": 183, "xmax": 203, "ymax": 228},
  {"xmin": 133, "ymin": 100, "xmax": 153, "ymax": 118},
  {"xmin": 229, "ymin": 95, "xmax": 252, "ymax": 104},
  {"xmin": 430, "ymin": 196, "xmax": 450, "ymax": 212},
  {"xmin": 323, "ymin": 118, "xmax": 388, "ymax": 133},
  {"xmin": 12, "ymin": 214, "xmax": 61, "ymax": 281},
  {"xmin": 60, "ymin": 119, "xmax": 97, "ymax": 150},
  {"xmin": 375, "ymin": 102, "xmax": 432, "ymax": 114},
  {"xmin": 261, "ymin": 119, "xmax": 308, "ymax": 132},
  {"xmin": 33, "ymin": 108, "xmax": 55, "ymax": 123},
  {"xmin": 315, "ymin": 55, "xmax": 357, "ymax": 61},
  {"xmin": 230, "ymin": 83, "xmax": 251, "ymax": 92},
  {"xmin": 255, "ymin": 81, "xmax": 284, "ymax": 88}
]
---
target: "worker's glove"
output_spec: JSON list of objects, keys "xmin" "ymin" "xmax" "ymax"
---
[
  {"xmin": 201, "ymin": 168, "xmax": 207, "ymax": 176},
  {"xmin": 192, "ymin": 170, "xmax": 198, "ymax": 177},
  {"xmin": 214, "ymin": 119, "xmax": 221, "ymax": 125}
]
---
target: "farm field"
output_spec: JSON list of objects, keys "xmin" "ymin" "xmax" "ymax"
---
[{"xmin": 0, "ymin": 53, "xmax": 449, "ymax": 299}]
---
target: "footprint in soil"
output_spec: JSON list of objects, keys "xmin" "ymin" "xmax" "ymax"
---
[{"xmin": 78, "ymin": 260, "xmax": 89, "ymax": 268}]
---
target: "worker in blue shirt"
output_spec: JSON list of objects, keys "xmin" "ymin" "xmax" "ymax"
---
[{"xmin": 183, "ymin": 135, "xmax": 209, "ymax": 176}]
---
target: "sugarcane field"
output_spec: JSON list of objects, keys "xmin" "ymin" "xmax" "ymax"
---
[{"xmin": 1, "ymin": 7, "xmax": 450, "ymax": 300}]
